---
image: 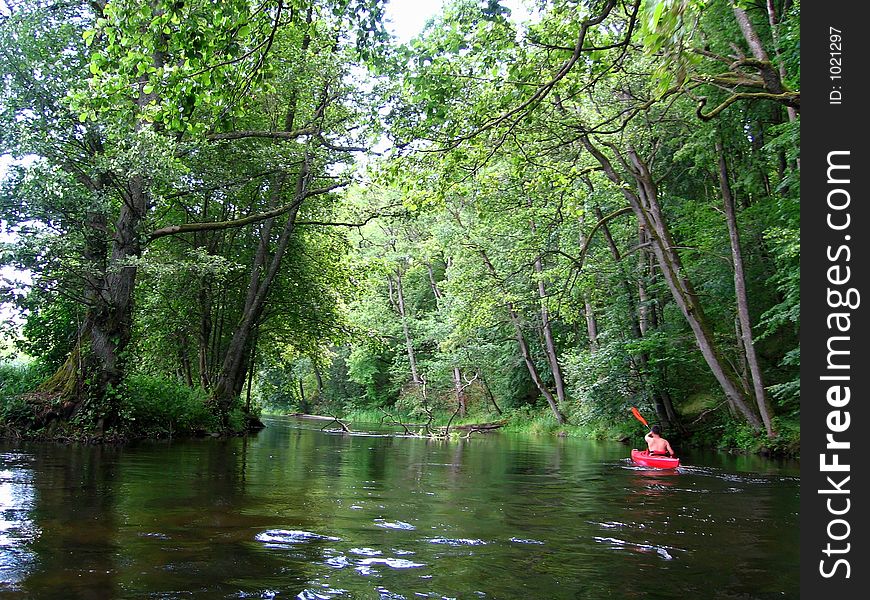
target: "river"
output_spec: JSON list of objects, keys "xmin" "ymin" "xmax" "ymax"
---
[{"xmin": 1, "ymin": 415, "xmax": 799, "ymax": 599}]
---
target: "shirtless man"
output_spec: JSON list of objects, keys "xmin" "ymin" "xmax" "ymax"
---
[{"xmin": 645, "ymin": 425, "xmax": 675, "ymax": 457}]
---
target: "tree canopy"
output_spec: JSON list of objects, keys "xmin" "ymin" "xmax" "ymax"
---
[{"xmin": 1, "ymin": 0, "xmax": 799, "ymax": 452}]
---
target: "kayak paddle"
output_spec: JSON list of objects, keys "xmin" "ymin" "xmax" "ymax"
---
[{"xmin": 631, "ymin": 406, "xmax": 648, "ymax": 428}]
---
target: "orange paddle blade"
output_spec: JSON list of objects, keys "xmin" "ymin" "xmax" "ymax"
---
[{"xmin": 631, "ymin": 407, "xmax": 648, "ymax": 427}]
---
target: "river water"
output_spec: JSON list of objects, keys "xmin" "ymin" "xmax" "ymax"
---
[{"xmin": 1, "ymin": 415, "xmax": 799, "ymax": 599}]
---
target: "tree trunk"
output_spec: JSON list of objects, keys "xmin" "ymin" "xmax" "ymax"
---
[
  {"xmin": 732, "ymin": 6, "xmax": 785, "ymax": 97},
  {"xmin": 245, "ymin": 336, "xmax": 256, "ymax": 414},
  {"xmin": 428, "ymin": 259, "xmax": 470, "ymax": 409},
  {"xmin": 637, "ymin": 227, "xmax": 652, "ymax": 337},
  {"xmin": 210, "ymin": 167, "xmax": 307, "ymax": 422},
  {"xmin": 312, "ymin": 359, "xmax": 324, "ymax": 398},
  {"xmin": 532, "ymin": 242, "xmax": 567, "ymax": 406},
  {"xmin": 178, "ymin": 330, "xmax": 194, "ymax": 387},
  {"xmin": 583, "ymin": 299, "xmax": 599, "ymax": 351},
  {"xmin": 717, "ymin": 142, "xmax": 775, "ymax": 436},
  {"xmin": 479, "ymin": 252, "xmax": 566, "ymax": 424},
  {"xmin": 426, "ymin": 262, "xmax": 443, "ymax": 301},
  {"xmin": 577, "ymin": 223, "xmax": 599, "ymax": 350},
  {"xmin": 637, "ymin": 223, "xmax": 680, "ymax": 427},
  {"xmin": 763, "ymin": 0, "xmax": 798, "ymax": 124},
  {"xmin": 453, "ymin": 367, "xmax": 467, "ymax": 417},
  {"xmin": 477, "ymin": 369, "xmax": 503, "ymax": 415},
  {"xmin": 389, "ymin": 267, "xmax": 421, "ymax": 385},
  {"xmin": 198, "ymin": 280, "xmax": 213, "ymax": 389},
  {"xmin": 40, "ymin": 174, "xmax": 148, "ymax": 431},
  {"xmin": 581, "ymin": 137, "xmax": 764, "ymax": 431},
  {"xmin": 596, "ymin": 206, "xmax": 673, "ymax": 427},
  {"xmin": 508, "ymin": 306, "xmax": 567, "ymax": 424}
]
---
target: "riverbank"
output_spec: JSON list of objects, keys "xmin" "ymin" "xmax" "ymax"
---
[
  {"xmin": 3, "ymin": 362, "xmax": 798, "ymax": 457},
  {"xmin": 0, "ymin": 363, "xmax": 256, "ymax": 443},
  {"xmin": 315, "ymin": 405, "xmax": 801, "ymax": 459}
]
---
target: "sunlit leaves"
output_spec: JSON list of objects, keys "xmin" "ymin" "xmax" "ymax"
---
[{"xmin": 637, "ymin": 0, "xmax": 706, "ymax": 95}]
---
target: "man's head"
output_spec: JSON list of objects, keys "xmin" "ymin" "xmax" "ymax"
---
[{"xmin": 651, "ymin": 424, "xmax": 662, "ymax": 436}]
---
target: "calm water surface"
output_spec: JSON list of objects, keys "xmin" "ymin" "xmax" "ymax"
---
[{"xmin": 1, "ymin": 416, "xmax": 799, "ymax": 599}]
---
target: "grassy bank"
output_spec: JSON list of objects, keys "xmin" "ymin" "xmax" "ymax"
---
[
  {"xmin": 326, "ymin": 403, "xmax": 800, "ymax": 458},
  {"xmin": 1, "ymin": 363, "xmax": 253, "ymax": 442}
]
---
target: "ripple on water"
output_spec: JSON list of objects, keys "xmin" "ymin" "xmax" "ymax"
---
[
  {"xmin": 323, "ymin": 547, "xmax": 425, "ymax": 575},
  {"xmin": 255, "ymin": 530, "xmax": 341, "ymax": 547},
  {"xmin": 508, "ymin": 537, "xmax": 545, "ymax": 545},
  {"xmin": 359, "ymin": 557, "xmax": 425, "ymax": 569},
  {"xmin": 325, "ymin": 554, "xmax": 352, "ymax": 569},
  {"xmin": 677, "ymin": 465, "xmax": 798, "ymax": 485},
  {"xmin": 424, "ymin": 537, "xmax": 486, "ymax": 546},
  {"xmin": 374, "ymin": 586, "xmax": 407, "ymax": 599},
  {"xmin": 0, "ymin": 461, "xmax": 38, "ymax": 589},
  {"xmin": 296, "ymin": 589, "xmax": 338, "ymax": 600},
  {"xmin": 374, "ymin": 520, "xmax": 416, "ymax": 530},
  {"xmin": 588, "ymin": 520, "xmax": 643, "ymax": 530},
  {"xmin": 593, "ymin": 536, "xmax": 679, "ymax": 560},
  {"xmin": 238, "ymin": 590, "xmax": 280, "ymax": 598}
]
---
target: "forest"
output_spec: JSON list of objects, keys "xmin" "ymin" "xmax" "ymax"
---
[{"xmin": 0, "ymin": 0, "xmax": 800, "ymax": 455}]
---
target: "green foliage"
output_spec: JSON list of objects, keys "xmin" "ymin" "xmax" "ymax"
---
[
  {"xmin": 15, "ymin": 291, "xmax": 83, "ymax": 372},
  {"xmin": 639, "ymin": 0, "xmax": 706, "ymax": 95},
  {"xmin": 346, "ymin": 344, "xmax": 399, "ymax": 407},
  {"xmin": 0, "ymin": 362, "xmax": 45, "ymax": 426},
  {"xmin": 256, "ymin": 361, "xmax": 304, "ymax": 414},
  {"xmin": 716, "ymin": 419, "xmax": 767, "ymax": 452},
  {"xmin": 121, "ymin": 374, "xmax": 219, "ymax": 437},
  {"xmin": 74, "ymin": 0, "xmax": 389, "ymax": 132},
  {"xmin": 1, "ymin": 0, "xmax": 800, "ymax": 454}
]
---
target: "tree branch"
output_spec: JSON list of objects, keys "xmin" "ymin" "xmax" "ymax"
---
[
  {"xmin": 696, "ymin": 91, "xmax": 799, "ymax": 121},
  {"xmin": 146, "ymin": 181, "xmax": 346, "ymax": 242},
  {"xmin": 545, "ymin": 206, "xmax": 633, "ymax": 270},
  {"xmin": 425, "ymin": 0, "xmax": 619, "ymax": 151},
  {"xmin": 296, "ymin": 208, "xmax": 407, "ymax": 228},
  {"xmin": 205, "ymin": 127, "xmax": 318, "ymax": 142},
  {"xmin": 163, "ymin": 169, "xmax": 282, "ymax": 199}
]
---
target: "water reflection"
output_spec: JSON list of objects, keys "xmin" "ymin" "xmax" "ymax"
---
[
  {"xmin": 0, "ymin": 452, "xmax": 38, "ymax": 593},
  {"xmin": 0, "ymin": 418, "xmax": 799, "ymax": 599}
]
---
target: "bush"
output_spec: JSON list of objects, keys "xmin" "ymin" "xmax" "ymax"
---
[
  {"xmin": 0, "ymin": 362, "xmax": 45, "ymax": 426},
  {"xmin": 0, "ymin": 361, "xmax": 45, "ymax": 395},
  {"xmin": 121, "ymin": 374, "xmax": 219, "ymax": 437}
]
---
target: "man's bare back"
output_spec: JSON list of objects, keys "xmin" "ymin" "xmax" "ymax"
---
[{"xmin": 645, "ymin": 425, "xmax": 674, "ymax": 456}]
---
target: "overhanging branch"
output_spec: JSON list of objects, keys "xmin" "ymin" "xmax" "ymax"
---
[
  {"xmin": 146, "ymin": 181, "xmax": 346, "ymax": 242},
  {"xmin": 425, "ymin": 0, "xmax": 620, "ymax": 151},
  {"xmin": 696, "ymin": 91, "xmax": 800, "ymax": 120},
  {"xmin": 546, "ymin": 206, "xmax": 633, "ymax": 270},
  {"xmin": 205, "ymin": 127, "xmax": 317, "ymax": 142}
]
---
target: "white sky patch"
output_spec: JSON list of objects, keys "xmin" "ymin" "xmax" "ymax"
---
[
  {"xmin": 1, "ymin": 155, "xmax": 32, "ymax": 332},
  {"xmin": 384, "ymin": 0, "xmax": 446, "ymax": 42},
  {"xmin": 385, "ymin": 0, "xmax": 534, "ymax": 42}
]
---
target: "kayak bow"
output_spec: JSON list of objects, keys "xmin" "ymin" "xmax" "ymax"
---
[{"xmin": 631, "ymin": 449, "xmax": 680, "ymax": 469}]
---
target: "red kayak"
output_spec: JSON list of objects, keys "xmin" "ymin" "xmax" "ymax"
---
[{"xmin": 631, "ymin": 449, "xmax": 680, "ymax": 469}]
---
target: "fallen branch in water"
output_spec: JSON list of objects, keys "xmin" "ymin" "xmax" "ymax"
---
[
  {"xmin": 378, "ymin": 409, "xmax": 507, "ymax": 439},
  {"xmin": 442, "ymin": 420, "xmax": 508, "ymax": 432},
  {"xmin": 380, "ymin": 410, "xmax": 416, "ymax": 435},
  {"xmin": 321, "ymin": 414, "xmax": 351, "ymax": 433}
]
